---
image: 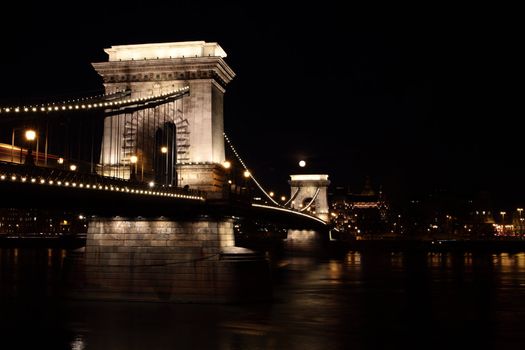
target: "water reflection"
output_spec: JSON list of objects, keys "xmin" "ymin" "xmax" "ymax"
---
[
  {"xmin": 1, "ymin": 247, "xmax": 525, "ymax": 349},
  {"xmin": 70, "ymin": 335, "xmax": 86, "ymax": 350}
]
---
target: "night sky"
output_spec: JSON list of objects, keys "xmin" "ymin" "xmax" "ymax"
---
[{"xmin": 0, "ymin": 1, "xmax": 522, "ymax": 207}]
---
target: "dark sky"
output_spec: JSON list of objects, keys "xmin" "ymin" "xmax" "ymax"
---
[{"xmin": 0, "ymin": 1, "xmax": 522, "ymax": 207}]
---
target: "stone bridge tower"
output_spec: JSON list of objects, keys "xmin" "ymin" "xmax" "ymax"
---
[
  {"xmin": 289, "ymin": 174, "xmax": 330, "ymax": 222},
  {"xmin": 92, "ymin": 41, "xmax": 235, "ymax": 194}
]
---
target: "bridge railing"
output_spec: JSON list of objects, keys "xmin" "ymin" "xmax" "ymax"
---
[{"xmin": 0, "ymin": 161, "xmax": 206, "ymax": 200}]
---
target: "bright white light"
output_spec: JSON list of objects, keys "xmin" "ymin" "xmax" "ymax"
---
[
  {"xmin": 69, "ymin": 164, "xmax": 77, "ymax": 171},
  {"xmin": 299, "ymin": 160, "xmax": 306, "ymax": 167},
  {"xmin": 160, "ymin": 147, "xmax": 168, "ymax": 154},
  {"xmin": 149, "ymin": 181, "xmax": 155, "ymax": 188},
  {"xmin": 25, "ymin": 130, "xmax": 36, "ymax": 141},
  {"xmin": 222, "ymin": 161, "xmax": 231, "ymax": 169},
  {"xmin": 290, "ymin": 174, "xmax": 329, "ymax": 181},
  {"xmin": 130, "ymin": 155, "xmax": 138, "ymax": 163}
]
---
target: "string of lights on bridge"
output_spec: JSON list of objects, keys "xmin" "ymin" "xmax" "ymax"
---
[
  {"xmin": 223, "ymin": 132, "xmax": 283, "ymax": 207},
  {"xmin": 0, "ymin": 89, "xmax": 128, "ymax": 112},
  {"xmin": 0, "ymin": 172, "xmax": 204, "ymax": 201},
  {"xmin": 223, "ymin": 133, "xmax": 324, "ymax": 219},
  {"xmin": 0, "ymin": 86, "xmax": 189, "ymax": 114}
]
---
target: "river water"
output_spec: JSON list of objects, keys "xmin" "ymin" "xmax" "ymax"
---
[{"xmin": 1, "ymin": 246, "xmax": 525, "ymax": 349}]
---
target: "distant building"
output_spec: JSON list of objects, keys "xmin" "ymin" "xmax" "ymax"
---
[
  {"xmin": 0, "ymin": 208, "xmax": 87, "ymax": 237},
  {"xmin": 329, "ymin": 177, "xmax": 389, "ymax": 239}
]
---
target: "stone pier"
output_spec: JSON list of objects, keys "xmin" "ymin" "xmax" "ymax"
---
[
  {"xmin": 285, "ymin": 229, "xmax": 329, "ymax": 255},
  {"xmin": 69, "ymin": 217, "xmax": 271, "ymax": 303}
]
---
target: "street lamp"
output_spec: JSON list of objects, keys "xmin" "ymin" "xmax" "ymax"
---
[
  {"xmin": 241, "ymin": 170, "xmax": 251, "ymax": 196},
  {"xmin": 518, "ymin": 208, "xmax": 523, "ymax": 235},
  {"xmin": 130, "ymin": 155, "xmax": 138, "ymax": 181},
  {"xmin": 24, "ymin": 129, "xmax": 36, "ymax": 165},
  {"xmin": 500, "ymin": 211, "xmax": 506, "ymax": 235},
  {"xmin": 160, "ymin": 146, "xmax": 169, "ymax": 186}
]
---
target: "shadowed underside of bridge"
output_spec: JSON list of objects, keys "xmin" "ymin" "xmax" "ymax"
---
[
  {"xmin": 0, "ymin": 163, "xmax": 326, "ymax": 230},
  {"xmin": 0, "ymin": 184, "xmax": 325, "ymax": 232}
]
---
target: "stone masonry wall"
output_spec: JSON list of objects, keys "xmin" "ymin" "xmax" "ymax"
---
[{"xmin": 72, "ymin": 217, "xmax": 270, "ymax": 303}]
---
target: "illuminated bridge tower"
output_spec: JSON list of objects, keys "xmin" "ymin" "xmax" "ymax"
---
[
  {"xmin": 92, "ymin": 41, "xmax": 235, "ymax": 194},
  {"xmin": 289, "ymin": 174, "xmax": 331, "ymax": 222},
  {"xmin": 285, "ymin": 174, "xmax": 331, "ymax": 254}
]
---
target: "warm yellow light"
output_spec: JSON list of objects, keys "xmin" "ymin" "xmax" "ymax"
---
[
  {"xmin": 222, "ymin": 161, "xmax": 231, "ymax": 169},
  {"xmin": 58, "ymin": 157, "xmax": 64, "ymax": 164},
  {"xmin": 281, "ymin": 196, "xmax": 286, "ymax": 201},
  {"xmin": 25, "ymin": 130, "xmax": 36, "ymax": 141},
  {"xmin": 149, "ymin": 181, "xmax": 155, "ymax": 188},
  {"xmin": 69, "ymin": 164, "xmax": 77, "ymax": 171},
  {"xmin": 130, "ymin": 155, "xmax": 138, "ymax": 163},
  {"xmin": 289, "ymin": 174, "xmax": 329, "ymax": 181},
  {"xmin": 269, "ymin": 191, "xmax": 274, "ymax": 197},
  {"xmin": 243, "ymin": 170, "xmax": 250, "ymax": 178},
  {"xmin": 161, "ymin": 146, "xmax": 168, "ymax": 154},
  {"xmin": 299, "ymin": 160, "xmax": 306, "ymax": 167}
]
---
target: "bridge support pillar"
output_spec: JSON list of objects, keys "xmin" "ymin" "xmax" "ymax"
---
[
  {"xmin": 69, "ymin": 217, "xmax": 271, "ymax": 303},
  {"xmin": 177, "ymin": 163, "xmax": 227, "ymax": 199},
  {"xmin": 283, "ymin": 174, "xmax": 331, "ymax": 255},
  {"xmin": 285, "ymin": 229, "xmax": 329, "ymax": 256},
  {"xmin": 288, "ymin": 174, "xmax": 330, "ymax": 222}
]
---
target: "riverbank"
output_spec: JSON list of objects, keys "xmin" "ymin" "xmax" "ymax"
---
[
  {"xmin": 0, "ymin": 235, "xmax": 85, "ymax": 249},
  {"xmin": 331, "ymin": 237, "xmax": 525, "ymax": 253}
]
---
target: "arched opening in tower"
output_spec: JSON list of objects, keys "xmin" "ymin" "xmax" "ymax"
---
[{"xmin": 154, "ymin": 122, "xmax": 177, "ymax": 187}]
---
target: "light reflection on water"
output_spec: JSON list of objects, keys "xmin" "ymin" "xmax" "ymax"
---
[
  {"xmin": 70, "ymin": 335, "xmax": 86, "ymax": 350},
  {"xmin": 1, "ymin": 246, "xmax": 525, "ymax": 349}
]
